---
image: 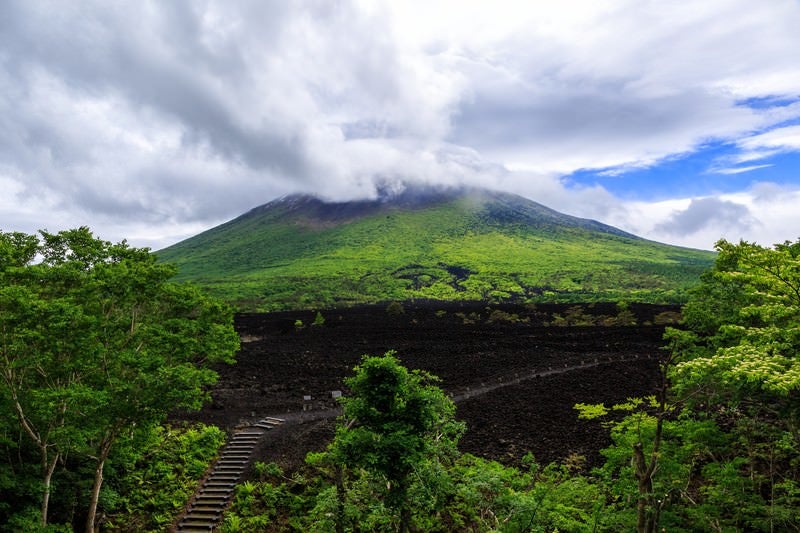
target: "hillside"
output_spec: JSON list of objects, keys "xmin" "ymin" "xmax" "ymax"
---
[{"xmin": 156, "ymin": 186, "xmax": 715, "ymax": 310}]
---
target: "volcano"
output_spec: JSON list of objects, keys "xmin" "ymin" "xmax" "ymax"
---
[{"xmin": 157, "ymin": 186, "xmax": 714, "ymax": 310}]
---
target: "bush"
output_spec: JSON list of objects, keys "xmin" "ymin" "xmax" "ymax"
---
[
  {"xmin": 653, "ymin": 310, "xmax": 682, "ymax": 325},
  {"xmin": 385, "ymin": 301, "xmax": 405, "ymax": 316},
  {"xmin": 486, "ymin": 309, "xmax": 527, "ymax": 324}
]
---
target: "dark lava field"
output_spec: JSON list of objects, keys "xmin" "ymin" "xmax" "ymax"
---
[{"xmin": 179, "ymin": 302, "xmax": 675, "ymax": 474}]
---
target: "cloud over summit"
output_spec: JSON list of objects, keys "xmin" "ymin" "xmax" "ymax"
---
[{"xmin": 1, "ymin": 0, "xmax": 800, "ymax": 249}]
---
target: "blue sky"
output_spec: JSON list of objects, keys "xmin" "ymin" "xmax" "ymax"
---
[
  {"xmin": 569, "ymin": 138, "xmax": 800, "ymax": 201},
  {"xmin": 1, "ymin": 0, "xmax": 800, "ymax": 250}
]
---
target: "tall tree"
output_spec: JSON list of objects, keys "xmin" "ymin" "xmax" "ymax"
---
[
  {"xmin": 672, "ymin": 238, "xmax": 800, "ymax": 529},
  {"xmin": 0, "ymin": 230, "xmax": 88, "ymax": 526},
  {"xmin": 0, "ymin": 228, "xmax": 239, "ymax": 531},
  {"xmin": 327, "ymin": 352, "xmax": 463, "ymax": 533}
]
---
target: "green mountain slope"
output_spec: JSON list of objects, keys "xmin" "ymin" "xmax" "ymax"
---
[{"xmin": 156, "ymin": 187, "xmax": 715, "ymax": 310}]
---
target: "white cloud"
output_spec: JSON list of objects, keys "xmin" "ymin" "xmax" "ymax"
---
[
  {"xmin": 736, "ymin": 125, "xmax": 800, "ymax": 160},
  {"xmin": 1, "ymin": 1, "xmax": 800, "ymax": 249},
  {"xmin": 606, "ymin": 184, "xmax": 800, "ymax": 250},
  {"xmin": 712, "ymin": 164, "xmax": 774, "ymax": 175}
]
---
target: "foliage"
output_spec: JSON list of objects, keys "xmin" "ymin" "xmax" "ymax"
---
[
  {"xmin": 0, "ymin": 228, "xmax": 238, "ymax": 531},
  {"xmin": 670, "ymin": 239, "xmax": 800, "ymax": 530},
  {"xmin": 678, "ymin": 239, "xmax": 800, "ymax": 395},
  {"xmin": 328, "ymin": 352, "xmax": 464, "ymax": 532},
  {"xmin": 577, "ymin": 238, "xmax": 800, "ymax": 532},
  {"xmin": 102, "ymin": 423, "xmax": 226, "ymax": 531},
  {"xmin": 385, "ymin": 301, "xmax": 405, "ymax": 316},
  {"xmin": 486, "ymin": 309, "xmax": 527, "ymax": 324}
]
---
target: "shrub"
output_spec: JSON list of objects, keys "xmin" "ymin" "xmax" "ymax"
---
[
  {"xmin": 386, "ymin": 301, "xmax": 405, "ymax": 316},
  {"xmin": 653, "ymin": 310, "xmax": 682, "ymax": 325},
  {"xmin": 486, "ymin": 309, "xmax": 528, "ymax": 324}
]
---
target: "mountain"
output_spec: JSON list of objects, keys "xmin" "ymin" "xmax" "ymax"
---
[{"xmin": 156, "ymin": 186, "xmax": 715, "ymax": 310}]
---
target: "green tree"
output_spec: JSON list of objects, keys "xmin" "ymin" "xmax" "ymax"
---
[
  {"xmin": 0, "ymin": 228, "xmax": 239, "ymax": 531},
  {"xmin": 0, "ymin": 230, "xmax": 89, "ymax": 527},
  {"xmin": 678, "ymin": 238, "xmax": 800, "ymax": 396},
  {"xmin": 672, "ymin": 238, "xmax": 800, "ymax": 530},
  {"xmin": 327, "ymin": 352, "xmax": 463, "ymax": 533}
]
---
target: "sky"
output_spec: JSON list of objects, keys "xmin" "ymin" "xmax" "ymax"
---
[{"xmin": 2, "ymin": 1, "xmax": 800, "ymax": 251}]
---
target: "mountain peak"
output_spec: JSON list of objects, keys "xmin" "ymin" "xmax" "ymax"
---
[{"xmin": 245, "ymin": 185, "xmax": 636, "ymax": 239}]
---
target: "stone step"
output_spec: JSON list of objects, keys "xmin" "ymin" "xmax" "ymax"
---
[
  {"xmin": 199, "ymin": 490, "xmax": 233, "ymax": 497},
  {"xmin": 206, "ymin": 476, "xmax": 239, "ymax": 483},
  {"xmin": 210, "ymin": 471, "xmax": 242, "ymax": 478},
  {"xmin": 193, "ymin": 492, "xmax": 230, "ymax": 501},
  {"xmin": 179, "ymin": 519, "xmax": 216, "ymax": 529},
  {"xmin": 177, "ymin": 415, "xmax": 287, "ymax": 532},
  {"xmin": 184, "ymin": 508, "xmax": 221, "ymax": 516},
  {"xmin": 200, "ymin": 485, "xmax": 234, "ymax": 492},
  {"xmin": 212, "ymin": 466, "xmax": 244, "ymax": 473},
  {"xmin": 181, "ymin": 513, "xmax": 222, "ymax": 524},
  {"xmin": 187, "ymin": 504, "xmax": 224, "ymax": 513}
]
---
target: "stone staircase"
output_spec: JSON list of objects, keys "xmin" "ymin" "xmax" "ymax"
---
[{"xmin": 175, "ymin": 417, "xmax": 284, "ymax": 532}]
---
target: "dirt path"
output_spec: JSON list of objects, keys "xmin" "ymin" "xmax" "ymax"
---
[{"xmin": 451, "ymin": 352, "xmax": 658, "ymax": 402}]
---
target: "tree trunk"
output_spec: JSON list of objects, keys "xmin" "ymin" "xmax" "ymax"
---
[
  {"xmin": 335, "ymin": 464, "xmax": 346, "ymax": 533},
  {"xmin": 11, "ymin": 395, "xmax": 58, "ymax": 527},
  {"xmin": 41, "ymin": 451, "xmax": 59, "ymax": 526},
  {"xmin": 398, "ymin": 481, "xmax": 411, "ymax": 533},
  {"xmin": 633, "ymin": 396, "xmax": 666, "ymax": 533},
  {"xmin": 85, "ymin": 456, "xmax": 105, "ymax": 533},
  {"xmin": 399, "ymin": 504, "xmax": 411, "ymax": 533},
  {"xmin": 86, "ymin": 436, "xmax": 114, "ymax": 533},
  {"xmin": 633, "ymin": 442, "xmax": 651, "ymax": 533}
]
